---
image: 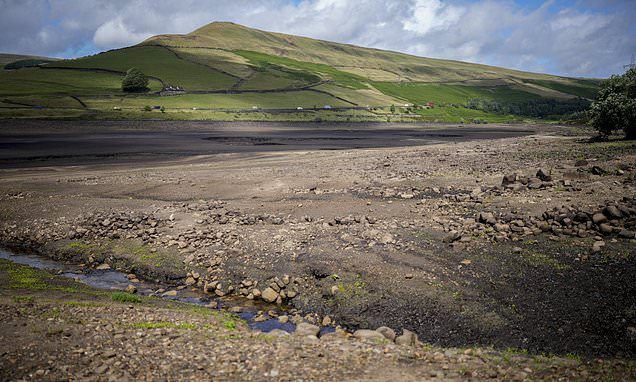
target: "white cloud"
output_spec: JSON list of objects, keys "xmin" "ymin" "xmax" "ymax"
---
[
  {"xmin": 0, "ymin": 0, "xmax": 634, "ymax": 77},
  {"xmin": 93, "ymin": 17, "xmax": 153, "ymax": 48},
  {"xmin": 403, "ymin": 0, "xmax": 464, "ymax": 35}
]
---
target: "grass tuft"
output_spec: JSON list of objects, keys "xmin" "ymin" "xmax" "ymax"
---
[{"xmin": 111, "ymin": 291, "xmax": 142, "ymax": 303}]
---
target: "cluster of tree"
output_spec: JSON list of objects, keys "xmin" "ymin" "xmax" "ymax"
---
[
  {"xmin": 589, "ymin": 67, "xmax": 636, "ymax": 140},
  {"xmin": 4, "ymin": 59, "xmax": 55, "ymax": 70},
  {"xmin": 465, "ymin": 97, "xmax": 591, "ymax": 118},
  {"xmin": 121, "ymin": 67, "xmax": 149, "ymax": 92}
]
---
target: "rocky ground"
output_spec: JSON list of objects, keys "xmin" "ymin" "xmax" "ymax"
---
[
  {"xmin": 1, "ymin": 259, "xmax": 633, "ymax": 381},
  {"xmin": 0, "ymin": 122, "xmax": 635, "ymax": 380}
]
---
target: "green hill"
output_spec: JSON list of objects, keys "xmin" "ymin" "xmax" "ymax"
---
[
  {"xmin": 0, "ymin": 53, "xmax": 58, "ymax": 68},
  {"xmin": 0, "ymin": 22, "xmax": 600, "ymax": 122}
]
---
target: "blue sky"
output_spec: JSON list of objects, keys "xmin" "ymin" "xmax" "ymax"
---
[{"xmin": 1, "ymin": 0, "xmax": 635, "ymax": 78}]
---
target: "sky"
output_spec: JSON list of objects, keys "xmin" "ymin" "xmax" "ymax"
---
[{"xmin": 1, "ymin": 0, "xmax": 635, "ymax": 78}]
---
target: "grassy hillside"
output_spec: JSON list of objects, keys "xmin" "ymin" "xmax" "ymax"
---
[
  {"xmin": 0, "ymin": 53, "xmax": 58, "ymax": 69},
  {"xmin": 0, "ymin": 22, "xmax": 599, "ymax": 122}
]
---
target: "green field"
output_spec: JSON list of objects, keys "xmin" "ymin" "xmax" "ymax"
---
[
  {"xmin": 372, "ymin": 82, "xmax": 541, "ymax": 105},
  {"xmin": 0, "ymin": 67, "xmax": 163, "ymax": 96},
  {"xmin": 0, "ymin": 22, "xmax": 600, "ymax": 122},
  {"xmin": 523, "ymin": 79, "xmax": 599, "ymax": 99},
  {"xmin": 235, "ymin": 50, "xmax": 369, "ymax": 89},
  {"xmin": 51, "ymin": 46, "xmax": 237, "ymax": 91}
]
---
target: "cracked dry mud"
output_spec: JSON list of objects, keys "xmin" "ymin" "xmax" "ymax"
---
[{"xmin": 0, "ymin": 121, "xmax": 635, "ymax": 381}]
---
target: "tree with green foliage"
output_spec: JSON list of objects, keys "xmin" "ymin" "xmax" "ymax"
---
[
  {"xmin": 122, "ymin": 67, "xmax": 149, "ymax": 92},
  {"xmin": 589, "ymin": 68, "xmax": 636, "ymax": 140}
]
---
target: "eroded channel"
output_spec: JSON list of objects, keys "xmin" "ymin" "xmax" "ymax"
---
[{"xmin": 0, "ymin": 248, "xmax": 332, "ymax": 335}]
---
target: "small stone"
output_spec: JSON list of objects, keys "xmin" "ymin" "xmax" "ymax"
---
[
  {"xmin": 460, "ymin": 259, "xmax": 472, "ymax": 266},
  {"xmin": 619, "ymin": 230, "xmax": 635, "ymax": 239},
  {"xmin": 592, "ymin": 241, "xmax": 605, "ymax": 253},
  {"xmin": 278, "ymin": 315, "xmax": 289, "ymax": 324},
  {"xmin": 268, "ymin": 329, "xmax": 289, "ymax": 337},
  {"xmin": 253, "ymin": 315, "xmax": 268, "ymax": 322},
  {"xmin": 94, "ymin": 364, "xmax": 109, "ymax": 374},
  {"xmin": 599, "ymin": 224, "xmax": 614, "ymax": 235},
  {"xmin": 379, "ymin": 233, "xmax": 395, "ymax": 245},
  {"xmin": 321, "ymin": 315, "xmax": 332, "ymax": 326},
  {"xmin": 125, "ymin": 285, "xmax": 137, "ymax": 294},
  {"xmin": 444, "ymin": 231, "xmax": 461, "ymax": 243},
  {"xmin": 592, "ymin": 213, "xmax": 608, "ymax": 225},
  {"xmin": 494, "ymin": 223, "xmax": 510, "ymax": 232},
  {"xmin": 95, "ymin": 263, "xmax": 110, "ymax": 270},
  {"xmin": 376, "ymin": 326, "xmax": 396, "ymax": 341},
  {"xmin": 405, "ymin": 273, "xmax": 414, "ymax": 279},
  {"xmin": 591, "ymin": 166, "xmax": 605, "ymax": 175},
  {"xmin": 162, "ymin": 290, "xmax": 177, "ymax": 297}
]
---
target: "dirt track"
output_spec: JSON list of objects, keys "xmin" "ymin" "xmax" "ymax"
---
[{"xmin": 1, "ymin": 120, "xmax": 635, "ymax": 379}]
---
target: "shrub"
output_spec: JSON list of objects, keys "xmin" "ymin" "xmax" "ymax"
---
[
  {"xmin": 589, "ymin": 68, "xmax": 636, "ymax": 140},
  {"xmin": 122, "ymin": 67, "xmax": 149, "ymax": 92}
]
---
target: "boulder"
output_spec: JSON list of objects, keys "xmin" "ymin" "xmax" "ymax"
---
[
  {"xmin": 376, "ymin": 326, "xmax": 396, "ymax": 341},
  {"xmin": 261, "ymin": 287, "xmax": 279, "ymax": 303},
  {"xmin": 353, "ymin": 329, "xmax": 387, "ymax": 342},
  {"xmin": 536, "ymin": 169, "xmax": 552, "ymax": 182},
  {"xmin": 502, "ymin": 174, "xmax": 518, "ymax": 186},
  {"xmin": 443, "ymin": 231, "xmax": 461, "ymax": 243},
  {"xmin": 478, "ymin": 212, "xmax": 497, "ymax": 225},
  {"xmin": 295, "ymin": 323, "xmax": 320, "ymax": 337},
  {"xmin": 603, "ymin": 206, "xmax": 622, "ymax": 219},
  {"xmin": 395, "ymin": 329, "xmax": 418, "ymax": 346}
]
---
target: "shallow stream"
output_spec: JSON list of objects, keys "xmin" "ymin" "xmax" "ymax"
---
[{"xmin": 0, "ymin": 248, "xmax": 313, "ymax": 334}]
